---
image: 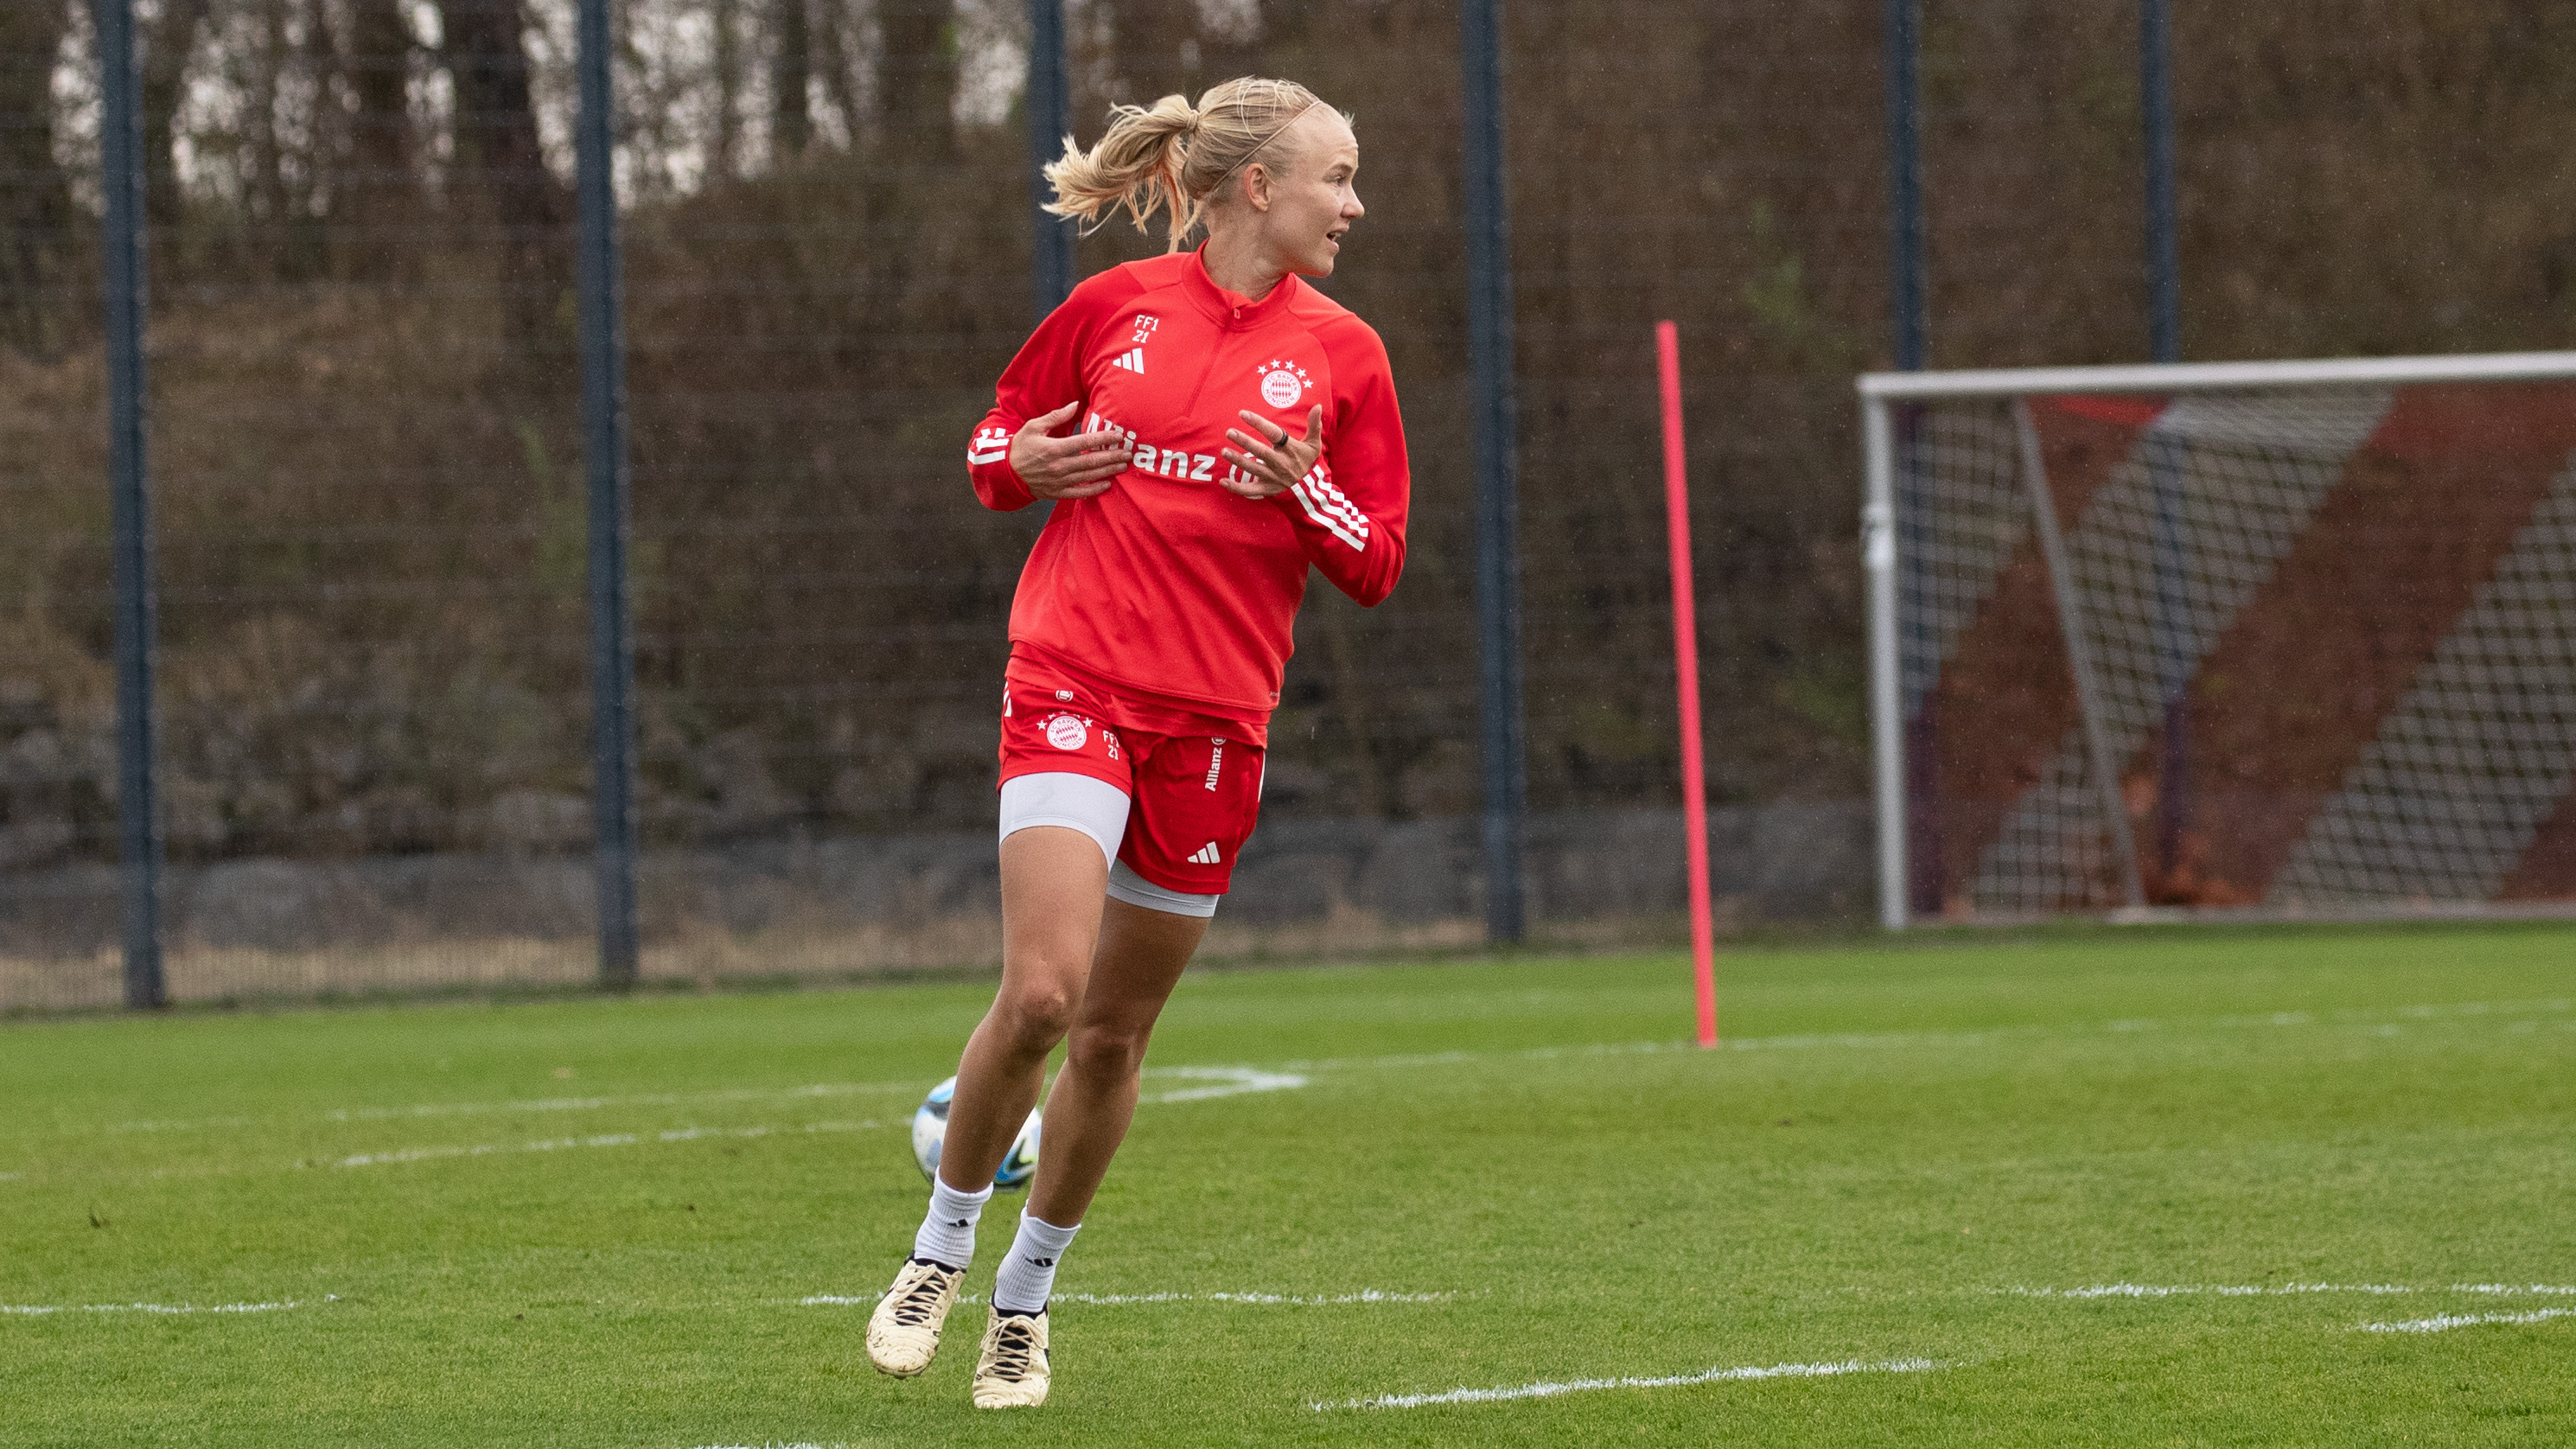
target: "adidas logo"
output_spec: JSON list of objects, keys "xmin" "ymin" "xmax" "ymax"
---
[
  {"xmin": 1189, "ymin": 841, "xmax": 1221, "ymax": 865},
  {"xmin": 1112, "ymin": 348, "xmax": 1146, "ymax": 373}
]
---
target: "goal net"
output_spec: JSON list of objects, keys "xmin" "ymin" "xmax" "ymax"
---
[{"xmin": 1860, "ymin": 353, "xmax": 2576, "ymax": 926}]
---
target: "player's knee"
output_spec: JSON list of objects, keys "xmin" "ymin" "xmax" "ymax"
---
[
  {"xmin": 1065, "ymin": 1018, "xmax": 1151, "ymax": 1082},
  {"xmin": 995, "ymin": 978, "xmax": 1081, "ymax": 1051}
]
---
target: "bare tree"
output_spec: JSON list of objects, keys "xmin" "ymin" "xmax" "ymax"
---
[
  {"xmin": 711, "ymin": 0, "xmax": 743, "ymax": 182},
  {"xmin": 772, "ymin": 0, "xmax": 812, "ymax": 158},
  {"xmin": 0, "ymin": 0, "xmax": 73, "ymax": 354},
  {"xmin": 1100, "ymin": 0, "xmax": 1202, "ymax": 105},
  {"xmin": 876, "ymin": 0, "xmax": 953, "ymax": 156},
  {"xmin": 142, "ymin": 0, "xmax": 215, "ymax": 228},
  {"xmin": 813, "ymin": 0, "xmax": 864, "ymax": 147},
  {"xmin": 435, "ymin": 0, "xmax": 568, "ymax": 341},
  {"xmin": 341, "ymin": 0, "xmax": 420, "ymax": 278},
  {"xmin": 243, "ymin": 0, "xmax": 291, "ymax": 242}
]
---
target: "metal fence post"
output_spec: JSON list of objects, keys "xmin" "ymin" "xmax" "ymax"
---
[
  {"xmin": 96, "ymin": 0, "xmax": 165, "ymax": 1009},
  {"xmin": 577, "ymin": 0, "xmax": 640, "ymax": 987},
  {"xmin": 1883, "ymin": 0, "xmax": 1925, "ymax": 373},
  {"xmin": 1027, "ymin": 0, "xmax": 1073, "ymax": 314},
  {"xmin": 1461, "ymin": 0, "xmax": 1527, "ymax": 944},
  {"xmin": 2140, "ymin": 0, "xmax": 2189, "ymax": 885},
  {"xmin": 2141, "ymin": 0, "xmax": 2180, "ymax": 365}
]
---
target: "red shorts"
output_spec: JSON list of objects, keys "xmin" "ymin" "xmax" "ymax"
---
[{"xmin": 997, "ymin": 653, "xmax": 1266, "ymax": 895}]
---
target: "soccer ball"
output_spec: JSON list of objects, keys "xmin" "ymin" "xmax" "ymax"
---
[{"xmin": 910, "ymin": 1076, "xmax": 1042, "ymax": 1189}]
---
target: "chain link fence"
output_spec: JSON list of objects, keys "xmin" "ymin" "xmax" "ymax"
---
[{"xmin": 7, "ymin": 1, "xmax": 2576, "ymax": 1008}]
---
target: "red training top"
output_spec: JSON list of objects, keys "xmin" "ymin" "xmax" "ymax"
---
[{"xmin": 968, "ymin": 249, "xmax": 1411, "ymax": 741}]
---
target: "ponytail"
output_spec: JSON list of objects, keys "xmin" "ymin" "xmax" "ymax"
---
[
  {"xmin": 1043, "ymin": 78, "xmax": 1335, "ymax": 251},
  {"xmin": 1043, "ymin": 94, "xmax": 1202, "ymax": 249}
]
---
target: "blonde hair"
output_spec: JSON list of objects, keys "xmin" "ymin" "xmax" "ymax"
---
[{"xmin": 1043, "ymin": 77, "xmax": 1340, "ymax": 251}]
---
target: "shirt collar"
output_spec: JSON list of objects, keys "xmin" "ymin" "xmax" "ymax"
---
[{"xmin": 1185, "ymin": 243, "xmax": 1301, "ymax": 328}]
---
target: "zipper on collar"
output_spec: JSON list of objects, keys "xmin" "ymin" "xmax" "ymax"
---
[{"xmin": 1188, "ymin": 246, "xmax": 1295, "ymax": 329}]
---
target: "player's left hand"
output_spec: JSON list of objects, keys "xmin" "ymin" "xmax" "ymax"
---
[{"xmin": 1220, "ymin": 405, "xmax": 1323, "ymax": 500}]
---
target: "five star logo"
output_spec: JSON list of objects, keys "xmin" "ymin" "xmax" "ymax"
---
[{"xmin": 1255, "ymin": 359, "xmax": 1311, "ymax": 409}]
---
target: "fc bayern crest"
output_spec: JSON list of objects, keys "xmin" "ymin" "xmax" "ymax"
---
[
  {"xmin": 1044, "ymin": 713, "xmax": 1088, "ymax": 750},
  {"xmin": 1256, "ymin": 359, "xmax": 1310, "ymax": 409}
]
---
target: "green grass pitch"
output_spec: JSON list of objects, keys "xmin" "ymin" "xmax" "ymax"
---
[{"xmin": 5, "ymin": 923, "xmax": 2573, "ymax": 1446}]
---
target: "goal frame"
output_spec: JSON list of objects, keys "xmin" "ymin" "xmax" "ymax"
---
[{"xmin": 1858, "ymin": 350, "xmax": 2576, "ymax": 929}]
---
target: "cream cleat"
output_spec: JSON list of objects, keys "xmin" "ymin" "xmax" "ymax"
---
[
  {"xmin": 969, "ymin": 1306, "xmax": 1051, "ymax": 1408},
  {"xmin": 864, "ymin": 1257, "xmax": 963, "ymax": 1377}
]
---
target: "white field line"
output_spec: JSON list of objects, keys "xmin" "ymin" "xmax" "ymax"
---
[
  {"xmin": 1060, "ymin": 1288, "xmax": 1455, "ymax": 1305},
  {"xmin": 325, "ymin": 1063, "xmax": 1300, "ymax": 1128},
  {"xmin": 1267, "ymin": 996, "xmax": 2575, "ymax": 1079},
  {"xmin": 799, "ymin": 1288, "xmax": 1460, "ymax": 1308},
  {"xmin": 91, "ymin": 1116, "xmax": 254, "ymax": 1135},
  {"xmin": 679, "ymin": 1442, "xmax": 846, "ymax": 1449},
  {"xmin": 333, "ymin": 1120, "xmax": 882, "ymax": 1168},
  {"xmin": 80, "ymin": 1067, "xmax": 1295, "ymax": 1144},
  {"xmin": 325, "ymin": 1069, "xmax": 1300, "ymax": 1171},
  {"xmin": 2, "ymin": 1298, "xmax": 316, "ymax": 1316},
  {"xmin": 63, "ymin": 1082, "xmax": 918, "ymax": 1139},
  {"xmin": 23, "ymin": 1072, "xmax": 1296, "ymax": 1179},
  {"xmin": 322, "ymin": 1081, "xmax": 917, "ymax": 1125},
  {"xmin": 2014, "ymin": 1283, "xmax": 2408, "ymax": 1299},
  {"xmin": 2360, "ymin": 1308, "xmax": 2576, "ymax": 1334},
  {"xmin": 1138, "ymin": 1065, "xmax": 1308, "ymax": 1103},
  {"xmin": 2010, "ymin": 1283, "xmax": 2576, "ymax": 1299},
  {"xmin": 27, "ymin": 992, "xmax": 2567, "ymax": 1177},
  {"xmin": 1316, "ymin": 1356, "xmax": 1945, "ymax": 1410},
  {"xmin": 47, "ymin": 994, "xmax": 2567, "ymax": 1143}
]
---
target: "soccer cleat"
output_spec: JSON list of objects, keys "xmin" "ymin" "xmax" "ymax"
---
[
  {"xmin": 865, "ymin": 1256, "xmax": 963, "ymax": 1377},
  {"xmin": 970, "ymin": 1307, "xmax": 1051, "ymax": 1408}
]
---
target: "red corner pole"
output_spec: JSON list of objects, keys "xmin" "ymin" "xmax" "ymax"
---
[{"xmin": 1656, "ymin": 322, "xmax": 1718, "ymax": 1048}]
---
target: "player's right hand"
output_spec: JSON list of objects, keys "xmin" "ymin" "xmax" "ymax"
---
[{"xmin": 1011, "ymin": 401, "xmax": 1129, "ymax": 500}]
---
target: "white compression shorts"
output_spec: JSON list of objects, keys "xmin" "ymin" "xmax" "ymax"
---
[{"xmin": 997, "ymin": 772, "xmax": 1221, "ymax": 918}]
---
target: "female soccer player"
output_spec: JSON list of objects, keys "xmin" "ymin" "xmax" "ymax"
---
[{"xmin": 864, "ymin": 77, "xmax": 1407, "ymax": 1408}]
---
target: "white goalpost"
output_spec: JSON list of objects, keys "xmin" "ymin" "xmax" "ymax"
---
[{"xmin": 1859, "ymin": 351, "xmax": 2576, "ymax": 929}]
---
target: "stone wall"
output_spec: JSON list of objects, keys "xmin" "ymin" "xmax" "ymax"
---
[{"xmin": 0, "ymin": 802, "xmax": 1871, "ymax": 1010}]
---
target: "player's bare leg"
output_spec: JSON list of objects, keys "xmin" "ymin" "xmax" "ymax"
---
[
  {"xmin": 868, "ymin": 825, "xmax": 1106, "ymax": 1378},
  {"xmin": 1027, "ymin": 898, "xmax": 1206, "ymax": 1225},
  {"xmin": 942, "ymin": 826, "xmax": 1113, "ymax": 1188},
  {"xmin": 974, "ymin": 895, "xmax": 1206, "ymax": 1408}
]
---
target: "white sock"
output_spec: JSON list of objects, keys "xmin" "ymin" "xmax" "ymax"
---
[
  {"xmin": 912, "ymin": 1177, "xmax": 993, "ymax": 1271},
  {"xmin": 990, "ymin": 1214, "xmax": 1081, "ymax": 1314}
]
